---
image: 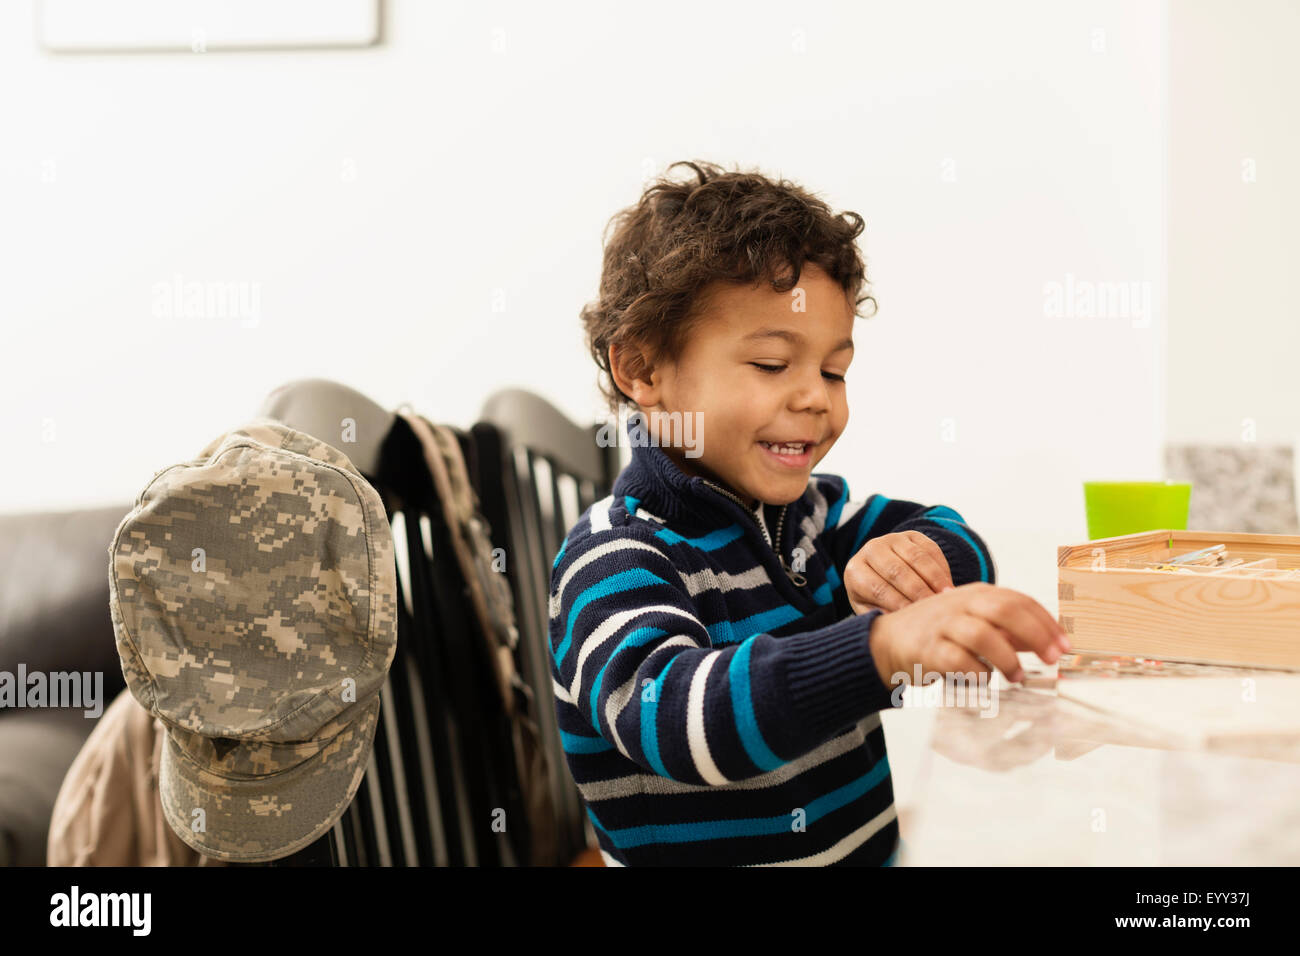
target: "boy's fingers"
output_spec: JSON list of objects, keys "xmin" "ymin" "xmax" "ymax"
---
[
  {"xmin": 872, "ymin": 546, "xmax": 939, "ymax": 603},
  {"xmin": 845, "ymin": 562, "xmax": 910, "ymax": 612},
  {"xmin": 995, "ymin": 591, "xmax": 1068, "ymax": 654},
  {"xmin": 1024, "ymin": 594, "xmax": 1069, "ymax": 644},
  {"xmin": 929, "ymin": 636, "xmax": 991, "ymax": 685},
  {"xmin": 944, "ymin": 614, "xmax": 1024, "ymax": 683},
  {"xmin": 898, "ymin": 532, "xmax": 954, "ymax": 592},
  {"xmin": 968, "ymin": 590, "xmax": 1061, "ymax": 661},
  {"xmin": 863, "ymin": 574, "xmax": 910, "ymax": 612}
]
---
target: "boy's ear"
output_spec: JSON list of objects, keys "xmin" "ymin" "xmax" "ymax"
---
[{"xmin": 609, "ymin": 341, "xmax": 662, "ymax": 407}]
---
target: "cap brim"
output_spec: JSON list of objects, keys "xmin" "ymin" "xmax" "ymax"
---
[{"xmin": 158, "ymin": 695, "xmax": 381, "ymax": 863}]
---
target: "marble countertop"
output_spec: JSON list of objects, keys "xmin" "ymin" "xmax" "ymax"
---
[{"xmin": 896, "ymin": 654, "xmax": 1300, "ymax": 865}]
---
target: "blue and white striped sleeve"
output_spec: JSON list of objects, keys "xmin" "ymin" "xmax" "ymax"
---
[
  {"xmin": 822, "ymin": 477, "xmax": 996, "ymax": 587},
  {"xmin": 548, "ymin": 526, "xmax": 897, "ymax": 787}
]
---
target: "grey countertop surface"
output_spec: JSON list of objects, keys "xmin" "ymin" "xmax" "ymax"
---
[{"xmin": 896, "ymin": 655, "xmax": 1300, "ymax": 865}]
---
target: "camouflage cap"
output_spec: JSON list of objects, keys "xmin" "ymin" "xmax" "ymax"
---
[{"xmin": 108, "ymin": 418, "xmax": 398, "ymax": 862}]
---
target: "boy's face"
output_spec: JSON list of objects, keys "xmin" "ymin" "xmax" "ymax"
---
[{"xmin": 617, "ymin": 261, "xmax": 855, "ymax": 510}]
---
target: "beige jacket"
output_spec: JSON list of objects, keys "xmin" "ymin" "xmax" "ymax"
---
[{"xmin": 47, "ymin": 687, "xmax": 227, "ymax": 866}]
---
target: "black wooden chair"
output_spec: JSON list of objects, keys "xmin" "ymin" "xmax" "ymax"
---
[
  {"xmin": 241, "ymin": 383, "xmax": 620, "ymax": 866},
  {"xmin": 475, "ymin": 388, "xmax": 623, "ymax": 866}
]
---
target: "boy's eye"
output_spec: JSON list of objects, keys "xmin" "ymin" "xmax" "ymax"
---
[{"xmin": 751, "ymin": 362, "xmax": 847, "ymax": 383}]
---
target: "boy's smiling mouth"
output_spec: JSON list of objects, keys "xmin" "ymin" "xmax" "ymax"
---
[{"xmin": 757, "ymin": 438, "xmax": 817, "ymax": 468}]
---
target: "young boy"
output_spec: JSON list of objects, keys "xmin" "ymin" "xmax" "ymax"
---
[{"xmin": 550, "ymin": 160, "xmax": 1068, "ymax": 866}]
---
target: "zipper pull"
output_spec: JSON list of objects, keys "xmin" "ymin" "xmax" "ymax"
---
[{"xmin": 781, "ymin": 556, "xmax": 807, "ymax": 587}]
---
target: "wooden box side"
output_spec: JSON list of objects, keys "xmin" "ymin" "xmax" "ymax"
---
[{"xmin": 1057, "ymin": 529, "xmax": 1300, "ymax": 669}]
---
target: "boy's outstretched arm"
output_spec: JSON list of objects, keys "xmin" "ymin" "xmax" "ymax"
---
[
  {"xmin": 821, "ymin": 477, "xmax": 997, "ymax": 588},
  {"xmin": 549, "ymin": 525, "xmax": 896, "ymax": 787}
]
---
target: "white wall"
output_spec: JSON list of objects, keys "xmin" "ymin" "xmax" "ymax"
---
[
  {"xmin": 1167, "ymin": 0, "xmax": 1300, "ymax": 448},
  {"xmin": 1, "ymin": 0, "xmax": 1170, "ymax": 616}
]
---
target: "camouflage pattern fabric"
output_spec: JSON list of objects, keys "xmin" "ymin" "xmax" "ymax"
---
[{"xmin": 108, "ymin": 418, "xmax": 398, "ymax": 862}]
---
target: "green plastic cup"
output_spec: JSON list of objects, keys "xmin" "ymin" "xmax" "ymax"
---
[{"xmin": 1083, "ymin": 481, "xmax": 1191, "ymax": 540}]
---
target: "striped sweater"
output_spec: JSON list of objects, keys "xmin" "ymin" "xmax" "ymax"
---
[{"xmin": 548, "ymin": 418, "xmax": 997, "ymax": 866}]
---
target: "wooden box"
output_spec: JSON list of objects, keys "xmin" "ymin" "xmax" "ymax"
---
[{"xmin": 1057, "ymin": 529, "xmax": 1300, "ymax": 670}]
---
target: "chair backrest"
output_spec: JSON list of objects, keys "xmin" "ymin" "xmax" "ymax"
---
[
  {"xmin": 335, "ymin": 415, "xmax": 525, "ymax": 866},
  {"xmin": 474, "ymin": 388, "xmax": 623, "ymax": 866},
  {"xmin": 240, "ymin": 386, "xmax": 620, "ymax": 866}
]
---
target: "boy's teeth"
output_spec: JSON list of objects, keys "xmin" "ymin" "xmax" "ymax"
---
[{"xmin": 762, "ymin": 442, "xmax": 806, "ymax": 454}]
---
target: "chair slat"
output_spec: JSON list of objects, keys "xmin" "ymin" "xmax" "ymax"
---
[{"xmin": 474, "ymin": 392, "xmax": 623, "ymax": 865}]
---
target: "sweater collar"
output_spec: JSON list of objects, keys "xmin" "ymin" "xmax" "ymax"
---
[{"xmin": 611, "ymin": 416, "xmax": 769, "ymax": 530}]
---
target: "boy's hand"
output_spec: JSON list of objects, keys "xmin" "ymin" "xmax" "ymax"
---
[
  {"xmin": 866, "ymin": 581, "xmax": 1069, "ymax": 687},
  {"xmin": 845, "ymin": 531, "xmax": 954, "ymax": 614}
]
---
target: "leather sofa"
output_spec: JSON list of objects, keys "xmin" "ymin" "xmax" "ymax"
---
[{"xmin": 0, "ymin": 505, "xmax": 131, "ymax": 865}]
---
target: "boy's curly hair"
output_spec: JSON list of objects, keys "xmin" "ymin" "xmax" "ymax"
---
[{"xmin": 581, "ymin": 159, "xmax": 876, "ymax": 414}]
